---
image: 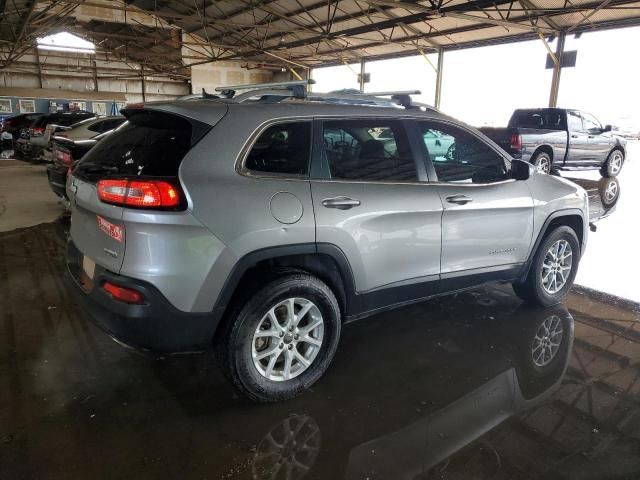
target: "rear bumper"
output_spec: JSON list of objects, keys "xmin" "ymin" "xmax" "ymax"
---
[{"xmin": 65, "ymin": 240, "xmax": 220, "ymax": 353}]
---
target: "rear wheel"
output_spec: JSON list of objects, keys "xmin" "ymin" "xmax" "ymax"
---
[
  {"xmin": 600, "ymin": 149, "xmax": 624, "ymax": 177},
  {"xmin": 513, "ymin": 226, "xmax": 580, "ymax": 306},
  {"xmin": 532, "ymin": 151, "xmax": 552, "ymax": 174},
  {"xmin": 215, "ymin": 273, "xmax": 341, "ymax": 402}
]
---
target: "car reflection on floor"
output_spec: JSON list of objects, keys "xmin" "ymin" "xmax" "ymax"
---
[
  {"xmin": 566, "ymin": 175, "xmax": 620, "ymax": 224},
  {"xmin": 1, "ymin": 217, "xmax": 639, "ymax": 480}
]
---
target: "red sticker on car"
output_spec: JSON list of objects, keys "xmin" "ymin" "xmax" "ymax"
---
[{"xmin": 96, "ymin": 215, "xmax": 124, "ymax": 243}]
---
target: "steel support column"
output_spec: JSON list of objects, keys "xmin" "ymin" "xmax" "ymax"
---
[
  {"xmin": 549, "ymin": 32, "xmax": 566, "ymax": 107},
  {"xmin": 434, "ymin": 48, "xmax": 444, "ymax": 109},
  {"xmin": 359, "ymin": 58, "xmax": 366, "ymax": 92}
]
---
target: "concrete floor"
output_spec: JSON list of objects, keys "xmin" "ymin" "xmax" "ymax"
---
[
  {"xmin": 1, "ymin": 157, "xmax": 639, "ymax": 479},
  {"xmin": 0, "ymin": 160, "xmax": 64, "ymax": 232}
]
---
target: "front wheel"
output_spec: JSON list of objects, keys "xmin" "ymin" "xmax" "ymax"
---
[
  {"xmin": 513, "ymin": 226, "xmax": 580, "ymax": 306},
  {"xmin": 215, "ymin": 273, "xmax": 341, "ymax": 402},
  {"xmin": 600, "ymin": 149, "xmax": 624, "ymax": 177}
]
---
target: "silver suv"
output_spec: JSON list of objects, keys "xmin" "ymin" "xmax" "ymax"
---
[{"xmin": 65, "ymin": 82, "xmax": 589, "ymax": 402}]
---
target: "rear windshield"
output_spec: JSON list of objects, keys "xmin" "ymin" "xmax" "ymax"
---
[
  {"xmin": 508, "ymin": 110, "xmax": 566, "ymax": 130},
  {"xmin": 74, "ymin": 110, "xmax": 193, "ymax": 181}
]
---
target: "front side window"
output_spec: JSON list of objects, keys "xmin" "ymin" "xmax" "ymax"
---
[
  {"xmin": 582, "ymin": 113, "xmax": 602, "ymax": 132},
  {"xmin": 322, "ymin": 120, "xmax": 417, "ymax": 182},
  {"xmin": 245, "ymin": 122, "xmax": 311, "ymax": 175},
  {"xmin": 417, "ymin": 121, "xmax": 510, "ymax": 183}
]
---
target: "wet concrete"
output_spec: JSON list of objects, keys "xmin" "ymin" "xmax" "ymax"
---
[
  {"xmin": 0, "ymin": 160, "xmax": 64, "ymax": 232},
  {"xmin": 1, "ymin": 219, "xmax": 640, "ymax": 479}
]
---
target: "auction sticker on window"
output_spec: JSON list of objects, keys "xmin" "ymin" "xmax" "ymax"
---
[{"xmin": 96, "ymin": 215, "xmax": 124, "ymax": 243}]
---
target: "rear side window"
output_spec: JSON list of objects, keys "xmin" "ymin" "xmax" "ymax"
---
[
  {"xmin": 509, "ymin": 110, "xmax": 565, "ymax": 130},
  {"xmin": 245, "ymin": 122, "xmax": 311, "ymax": 175},
  {"xmin": 75, "ymin": 111, "xmax": 193, "ymax": 180},
  {"xmin": 322, "ymin": 120, "xmax": 417, "ymax": 182}
]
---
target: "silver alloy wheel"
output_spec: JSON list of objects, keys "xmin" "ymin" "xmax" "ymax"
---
[
  {"xmin": 609, "ymin": 151, "xmax": 623, "ymax": 175},
  {"xmin": 531, "ymin": 315, "xmax": 563, "ymax": 367},
  {"xmin": 252, "ymin": 297, "xmax": 324, "ymax": 381},
  {"xmin": 535, "ymin": 155, "xmax": 551, "ymax": 174},
  {"xmin": 541, "ymin": 239, "xmax": 573, "ymax": 294},
  {"xmin": 604, "ymin": 180, "xmax": 618, "ymax": 203}
]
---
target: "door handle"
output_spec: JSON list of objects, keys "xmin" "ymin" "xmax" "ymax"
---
[
  {"xmin": 571, "ymin": 134, "xmax": 578, "ymax": 139},
  {"xmin": 445, "ymin": 194, "xmax": 473, "ymax": 205},
  {"xmin": 322, "ymin": 196, "xmax": 361, "ymax": 210},
  {"xmin": 588, "ymin": 135, "xmax": 594, "ymax": 139}
]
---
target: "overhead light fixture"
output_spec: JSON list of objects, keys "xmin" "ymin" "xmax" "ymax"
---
[{"xmin": 574, "ymin": 32, "xmax": 582, "ymax": 39}]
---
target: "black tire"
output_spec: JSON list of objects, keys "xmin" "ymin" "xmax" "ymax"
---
[
  {"xmin": 531, "ymin": 151, "xmax": 552, "ymax": 175},
  {"xmin": 512, "ymin": 226, "xmax": 580, "ymax": 307},
  {"xmin": 600, "ymin": 149, "xmax": 624, "ymax": 177},
  {"xmin": 215, "ymin": 273, "xmax": 341, "ymax": 402}
]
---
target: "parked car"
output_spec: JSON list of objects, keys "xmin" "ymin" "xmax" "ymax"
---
[
  {"xmin": 47, "ymin": 116, "xmax": 127, "ymax": 201},
  {"xmin": 16, "ymin": 110, "xmax": 95, "ymax": 160},
  {"xmin": 0, "ymin": 113, "xmax": 45, "ymax": 147},
  {"xmin": 65, "ymin": 85, "xmax": 589, "ymax": 402},
  {"xmin": 479, "ymin": 108, "xmax": 627, "ymax": 176}
]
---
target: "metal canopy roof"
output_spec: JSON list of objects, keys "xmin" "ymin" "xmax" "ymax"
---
[{"xmin": 1, "ymin": 0, "xmax": 639, "ymax": 73}]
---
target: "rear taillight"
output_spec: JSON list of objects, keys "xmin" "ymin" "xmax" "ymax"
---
[
  {"xmin": 103, "ymin": 281, "xmax": 144, "ymax": 304},
  {"xmin": 30, "ymin": 127, "xmax": 45, "ymax": 136},
  {"xmin": 56, "ymin": 150, "xmax": 71, "ymax": 165},
  {"xmin": 97, "ymin": 179, "xmax": 181, "ymax": 209},
  {"xmin": 510, "ymin": 133, "xmax": 522, "ymax": 152}
]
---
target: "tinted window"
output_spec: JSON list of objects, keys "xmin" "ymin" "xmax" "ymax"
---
[
  {"xmin": 87, "ymin": 119, "xmax": 123, "ymax": 133},
  {"xmin": 417, "ymin": 122, "xmax": 510, "ymax": 183},
  {"xmin": 567, "ymin": 111, "xmax": 583, "ymax": 131},
  {"xmin": 245, "ymin": 122, "xmax": 311, "ymax": 175},
  {"xmin": 75, "ymin": 111, "xmax": 192, "ymax": 180},
  {"xmin": 509, "ymin": 109, "xmax": 565, "ymax": 129},
  {"xmin": 322, "ymin": 120, "xmax": 416, "ymax": 182}
]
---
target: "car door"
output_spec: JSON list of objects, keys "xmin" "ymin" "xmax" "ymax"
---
[
  {"xmin": 581, "ymin": 112, "xmax": 612, "ymax": 165},
  {"xmin": 566, "ymin": 110, "xmax": 592, "ymax": 167},
  {"xmin": 414, "ymin": 120, "xmax": 534, "ymax": 285},
  {"xmin": 310, "ymin": 118, "xmax": 443, "ymax": 301}
]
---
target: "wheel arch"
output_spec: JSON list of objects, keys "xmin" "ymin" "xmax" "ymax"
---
[
  {"xmin": 211, "ymin": 243, "xmax": 357, "ymax": 341},
  {"xmin": 519, "ymin": 210, "xmax": 585, "ymax": 282},
  {"xmin": 531, "ymin": 145, "xmax": 554, "ymax": 162}
]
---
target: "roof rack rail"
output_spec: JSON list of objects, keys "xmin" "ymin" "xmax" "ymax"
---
[
  {"xmin": 214, "ymin": 79, "xmax": 315, "ymax": 99},
  {"xmin": 353, "ymin": 90, "xmax": 422, "ymax": 97}
]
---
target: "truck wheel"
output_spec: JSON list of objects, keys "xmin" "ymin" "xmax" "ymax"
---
[
  {"xmin": 600, "ymin": 149, "xmax": 624, "ymax": 177},
  {"xmin": 215, "ymin": 273, "xmax": 341, "ymax": 402},
  {"xmin": 512, "ymin": 226, "xmax": 580, "ymax": 307},
  {"xmin": 531, "ymin": 151, "xmax": 552, "ymax": 174}
]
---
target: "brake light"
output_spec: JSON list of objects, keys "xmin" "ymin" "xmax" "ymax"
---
[
  {"xmin": 103, "ymin": 281, "xmax": 144, "ymax": 304},
  {"xmin": 510, "ymin": 133, "xmax": 522, "ymax": 152},
  {"xmin": 30, "ymin": 127, "xmax": 45, "ymax": 136},
  {"xmin": 56, "ymin": 150, "xmax": 72, "ymax": 165},
  {"xmin": 97, "ymin": 179, "xmax": 181, "ymax": 209},
  {"xmin": 125, "ymin": 103, "xmax": 144, "ymax": 109}
]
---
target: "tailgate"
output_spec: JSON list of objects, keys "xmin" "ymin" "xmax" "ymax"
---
[{"xmin": 68, "ymin": 176, "xmax": 126, "ymax": 273}]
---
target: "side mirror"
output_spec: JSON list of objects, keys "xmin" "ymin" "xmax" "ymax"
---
[
  {"xmin": 603, "ymin": 124, "xmax": 612, "ymax": 132},
  {"xmin": 512, "ymin": 159, "xmax": 530, "ymax": 180}
]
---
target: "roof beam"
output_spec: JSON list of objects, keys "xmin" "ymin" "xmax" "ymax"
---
[
  {"xmin": 443, "ymin": 11, "xmax": 556, "ymax": 34},
  {"xmin": 287, "ymin": 0, "xmax": 639, "ymax": 63}
]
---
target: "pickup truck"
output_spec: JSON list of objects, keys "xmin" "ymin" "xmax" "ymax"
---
[{"xmin": 480, "ymin": 108, "xmax": 627, "ymax": 177}]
